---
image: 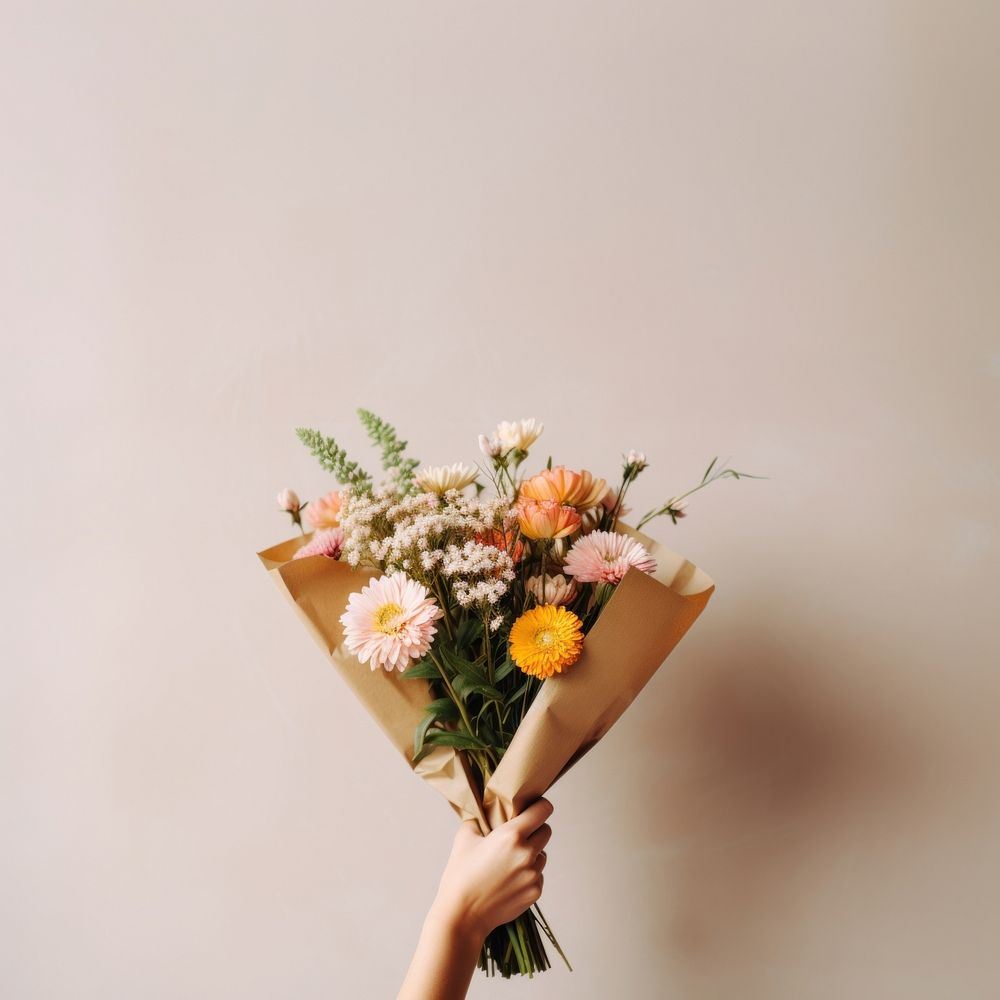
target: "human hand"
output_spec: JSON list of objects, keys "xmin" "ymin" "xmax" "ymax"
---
[{"xmin": 430, "ymin": 798, "xmax": 553, "ymax": 942}]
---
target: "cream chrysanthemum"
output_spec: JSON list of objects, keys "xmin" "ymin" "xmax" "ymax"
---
[
  {"xmin": 414, "ymin": 463, "xmax": 479, "ymax": 494},
  {"xmin": 495, "ymin": 418, "xmax": 543, "ymax": 455},
  {"xmin": 339, "ymin": 572, "xmax": 444, "ymax": 671},
  {"xmin": 563, "ymin": 530, "xmax": 657, "ymax": 585}
]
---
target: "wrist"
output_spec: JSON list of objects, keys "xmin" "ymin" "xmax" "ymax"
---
[{"xmin": 426, "ymin": 892, "xmax": 487, "ymax": 948}]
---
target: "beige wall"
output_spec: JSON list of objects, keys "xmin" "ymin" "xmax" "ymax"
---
[{"xmin": 4, "ymin": 2, "xmax": 999, "ymax": 997}]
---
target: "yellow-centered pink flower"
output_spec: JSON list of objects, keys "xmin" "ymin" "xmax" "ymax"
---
[
  {"xmin": 339, "ymin": 572, "xmax": 444, "ymax": 672},
  {"xmin": 563, "ymin": 530, "xmax": 656, "ymax": 585}
]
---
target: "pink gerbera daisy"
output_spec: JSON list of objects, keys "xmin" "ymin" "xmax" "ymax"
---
[
  {"xmin": 562, "ymin": 530, "xmax": 657, "ymax": 585},
  {"xmin": 293, "ymin": 528, "xmax": 345, "ymax": 560},
  {"xmin": 306, "ymin": 489, "xmax": 344, "ymax": 530},
  {"xmin": 339, "ymin": 572, "xmax": 444, "ymax": 671}
]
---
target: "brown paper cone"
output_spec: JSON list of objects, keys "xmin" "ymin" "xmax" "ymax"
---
[
  {"xmin": 481, "ymin": 523, "xmax": 714, "ymax": 827},
  {"xmin": 257, "ymin": 522, "xmax": 713, "ymax": 835},
  {"xmin": 257, "ymin": 535, "xmax": 490, "ymax": 829}
]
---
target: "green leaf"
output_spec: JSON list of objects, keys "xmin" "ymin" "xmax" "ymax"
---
[
  {"xmin": 477, "ymin": 718, "xmax": 499, "ymax": 747},
  {"xmin": 474, "ymin": 701, "xmax": 496, "ymax": 724},
  {"xmin": 505, "ymin": 679, "xmax": 531, "ymax": 708},
  {"xmin": 455, "ymin": 618, "xmax": 483, "ymax": 652},
  {"xmin": 440, "ymin": 646, "xmax": 487, "ymax": 684},
  {"xmin": 400, "ymin": 658, "xmax": 441, "ymax": 680},
  {"xmin": 424, "ymin": 697, "xmax": 460, "ymax": 722},
  {"xmin": 493, "ymin": 657, "xmax": 516, "ymax": 683},
  {"xmin": 412, "ymin": 700, "xmax": 461, "ymax": 761},
  {"xmin": 424, "ymin": 730, "xmax": 489, "ymax": 751},
  {"xmin": 412, "ymin": 713, "xmax": 437, "ymax": 761},
  {"xmin": 454, "ymin": 676, "xmax": 505, "ymax": 702}
]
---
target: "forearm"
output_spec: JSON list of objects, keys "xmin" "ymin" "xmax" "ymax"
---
[{"xmin": 397, "ymin": 897, "xmax": 483, "ymax": 1000}]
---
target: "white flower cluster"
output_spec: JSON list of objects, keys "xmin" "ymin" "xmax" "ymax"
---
[
  {"xmin": 441, "ymin": 540, "xmax": 516, "ymax": 608},
  {"xmin": 339, "ymin": 487, "xmax": 517, "ymax": 616}
]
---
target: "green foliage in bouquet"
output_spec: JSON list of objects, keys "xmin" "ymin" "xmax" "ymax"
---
[
  {"xmin": 296, "ymin": 409, "xmax": 423, "ymax": 493},
  {"xmin": 294, "ymin": 426, "xmax": 373, "ymax": 490},
  {"xmin": 357, "ymin": 407, "xmax": 421, "ymax": 492}
]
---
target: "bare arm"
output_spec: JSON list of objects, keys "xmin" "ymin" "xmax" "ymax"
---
[{"xmin": 397, "ymin": 798, "xmax": 553, "ymax": 1000}]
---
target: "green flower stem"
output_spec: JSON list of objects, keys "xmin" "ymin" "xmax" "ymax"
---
[
  {"xmin": 431, "ymin": 579, "xmax": 455, "ymax": 642},
  {"xmin": 515, "ymin": 919, "xmax": 533, "ymax": 976},
  {"xmin": 540, "ymin": 543, "xmax": 548, "ymax": 603},
  {"xmin": 482, "ymin": 624, "xmax": 507, "ymax": 745},
  {"xmin": 532, "ymin": 903, "xmax": 572, "ymax": 971},
  {"xmin": 505, "ymin": 922, "xmax": 528, "ymax": 974},
  {"xmin": 427, "ymin": 649, "xmax": 499, "ymax": 771},
  {"xmin": 636, "ymin": 458, "xmax": 766, "ymax": 529}
]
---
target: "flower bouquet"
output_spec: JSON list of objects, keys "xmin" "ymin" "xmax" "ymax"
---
[{"xmin": 258, "ymin": 412, "xmax": 755, "ymax": 978}]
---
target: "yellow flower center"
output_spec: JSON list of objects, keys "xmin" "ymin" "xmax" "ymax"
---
[
  {"xmin": 535, "ymin": 629, "xmax": 555, "ymax": 647},
  {"xmin": 373, "ymin": 602, "xmax": 405, "ymax": 634}
]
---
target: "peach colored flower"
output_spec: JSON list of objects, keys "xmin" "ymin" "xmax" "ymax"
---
[
  {"xmin": 475, "ymin": 527, "xmax": 525, "ymax": 565},
  {"xmin": 563, "ymin": 530, "xmax": 656, "ymax": 585},
  {"xmin": 525, "ymin": 572, "xmax": 577, "ymax": 607},
  {"xmin": 516, "ymin": 498, "xmax": 582, "ymax": 540},
  {"xmin": 306, "ymin": 489, "xmax": 344, "ymax": 530},
  {"xmin": 519, "ymin": 466, "xmax": 608, "ymax": 511},
  {"xmin": 339, "ymin": 572, "xmax": 444, "ymax": 672},
  {"xmin": 293, "ymin": 528, "xmax": 344, "ymax": 560}
]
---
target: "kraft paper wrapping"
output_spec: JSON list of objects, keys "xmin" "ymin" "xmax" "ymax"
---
[{"xmin": 257, "ymin": 523, "xmax": 713, "ymax": 835}]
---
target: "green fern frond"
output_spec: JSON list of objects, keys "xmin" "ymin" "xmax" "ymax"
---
[
  {"xmin": 295, "ymin": 427, "xmax": 373, "ymax": 490},
  {"xmin": 356, "ymin": 408, "xmax": 420, "ymax": 490}
]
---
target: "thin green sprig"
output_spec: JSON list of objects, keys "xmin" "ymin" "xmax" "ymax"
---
[
  {"xmin": 637, "ymin": 456, "xmax": 767, "ymax": 530},
  {"xmin": 294, "ymin": 427, "xmax": 372, "ymax": 490},
  {"xmin": 357, "ymin": 408, "xmax": 421, "ymax": 491}
]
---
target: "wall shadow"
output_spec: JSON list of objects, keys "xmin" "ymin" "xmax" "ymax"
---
[{"xmin": 627, "ymin": 627, "xmax": 929, "ymax": 977}]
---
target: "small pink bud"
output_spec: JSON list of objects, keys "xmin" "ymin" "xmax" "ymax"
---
[
  {"xmin": 479, "ymin": 434, "xmax": 502, "ymax": 458},
  {"xmin": 277, "ymin": 488, "xmax": 301, "ymax": 513}
]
